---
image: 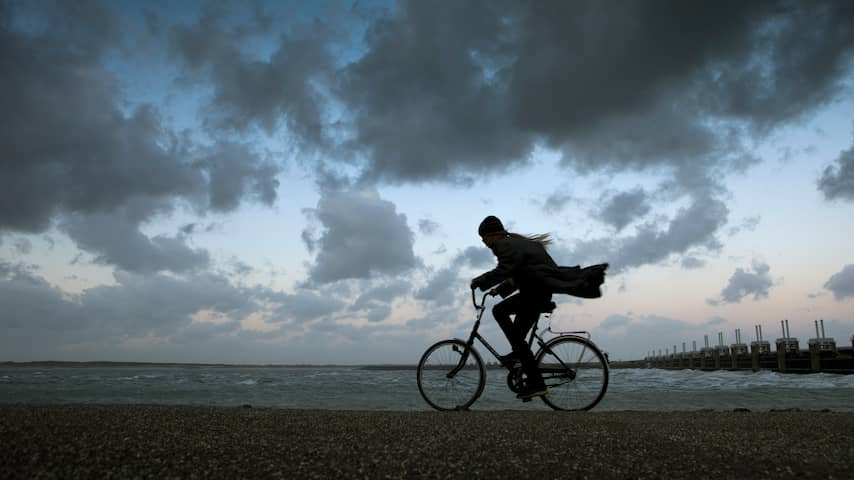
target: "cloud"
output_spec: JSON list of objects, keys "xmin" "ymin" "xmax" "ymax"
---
[
  {"xmin": 13, "ymin": 238, "xmax": 32, "ymax": 255},
  {"xmin": 417, "ymin": 219, "xmax": 440, "ymax": 236},
  {"xmin": 680, "ymin": 256, "xmax": 706, "ymax": 270},
  {"xmin": 0, "ymin": 4, "xmax": 281, "ymax": 273},
  {"xmin": 711, "ymin": 259, "xmax": 774, "ymax": 304},
  {"xmin": 328, "ymin": 1, "xmax": 854, "ymax": 190},
  {"xmin": 167, "ymin": 8, "xmax": 335, "ymax": 145},
  {"xmin": 457, "ymin": 246, "xmax": 493, "ymax": 269},
  {"xmin": 824, "ymin": 264, "xmax": 854, "ymax": 300},
  {"xmin": 200, "ymin": 142, "xmax": 280, "ymax": 212},
  {"xmin": 541, "ymin": 190, "xmax": 572, "ymax": 214},
  {"xmin": 818, "ymin": 146, "xmax": 854, "ymax": 201},
  {"xmin": 600, "ymin": 314, "xmax": 632, "ymax": 331},
  {"xmin": 0, "ymin": 266, "xmax": 252, "ymax": 339},
  {"xmin": 336, "ymin": 2, "xmax": 534, "ymax": 184},
  {"xmin": 414, "ymin": 267, "xmax": 459, "ymax": 306},
  {"xmin": 265, "ymin": 290, "xmax": 345, "ymax": 324},
  {"xmin": 561, "ymin": 191, "xmax": 728, "ymax": 273},
  {"xmin": 350, "ymin": 280, "xmax": 411, "ymax": 323},
  {"xmin": 727, "ymin": 215, "xmax": 761, "ymax": 236},
  {"xmin": 61, "ymin": 212, "xmax": 210, "ymax": 274},
  {"xmin": 302, "ymin": 189, "xmax": 417, "ymax": 284},
  {"xmin": 597, "ymin": 188, "xmax": 651, "ymax": 231}
]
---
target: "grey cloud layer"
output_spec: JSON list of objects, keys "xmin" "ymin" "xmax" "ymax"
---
[{"xmin": 158, "ymin": 1, "xmax": 853, "ymax": 187}]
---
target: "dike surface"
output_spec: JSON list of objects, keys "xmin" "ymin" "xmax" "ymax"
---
[{"xmin": 1, "ymin": 405, "xmax": 852, "ymax": 479}]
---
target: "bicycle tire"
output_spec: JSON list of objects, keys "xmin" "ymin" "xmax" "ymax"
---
[
  {"xmin": 417, "ymin": 339, "xmax": 486, "ymax": 411},
  {"xmin": 536, "ymin": 335, "xmax": 609, "ymax": 411}
]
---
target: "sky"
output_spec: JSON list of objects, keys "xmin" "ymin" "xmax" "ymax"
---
[{"xmin": 2, "ymin": 0, "xmax": 854, "ymax": 364}]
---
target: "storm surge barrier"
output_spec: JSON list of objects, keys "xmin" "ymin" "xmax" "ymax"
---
[{"xmin": 615, "ymin": 320, "xmax": 854, "ymax": 374}]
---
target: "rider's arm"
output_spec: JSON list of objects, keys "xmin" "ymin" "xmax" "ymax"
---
[
  {"xmin": 494, "ymin": 278, "xmax": 517, "ymax": 298},
  {"xmin": 472, "ymin": 238, "xmax": 520, "ymax": 291}
]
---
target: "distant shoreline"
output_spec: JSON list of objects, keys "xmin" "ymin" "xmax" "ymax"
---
[{"xmin": 0, "ymin": 360, "xmax": 418, "ymax": 369}]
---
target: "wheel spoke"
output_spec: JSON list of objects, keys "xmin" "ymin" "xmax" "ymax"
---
[
  {"xmin": 417, "ymin": 340, "xmax": 485, "ymax": 411},
  {"xmin": 537, "ymin": 336, "xmax": 608, "ymax": 411}
]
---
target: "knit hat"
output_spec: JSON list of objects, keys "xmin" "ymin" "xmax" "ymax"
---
[{"xmin": 478, "ymin": 215, "xmax": 505, "ymax": 236}]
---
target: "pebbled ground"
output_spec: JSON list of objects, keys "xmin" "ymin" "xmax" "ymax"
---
[{"xmin": 1, "ymin": 405, "xmax": 852, "ymax": 479}]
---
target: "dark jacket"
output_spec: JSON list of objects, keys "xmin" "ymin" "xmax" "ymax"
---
[{"xmin": 473, "ymin": 235, "xmax": 607, "ymax": 299}]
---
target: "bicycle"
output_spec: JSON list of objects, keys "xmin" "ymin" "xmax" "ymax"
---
[{"xmin": 416, "ymin": 289, "xmax": 609, "ymax": 411}]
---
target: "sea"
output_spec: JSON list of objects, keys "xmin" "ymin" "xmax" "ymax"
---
[{"xmin": 2, "ymin": 366, "xmax": 853, "ymax": 412}]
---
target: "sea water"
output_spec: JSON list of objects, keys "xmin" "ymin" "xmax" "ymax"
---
[{"xmin": 1, "ymin": 366, "xmax": 853, "ymax": 411}]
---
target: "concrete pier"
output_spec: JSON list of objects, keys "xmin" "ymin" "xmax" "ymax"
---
[{"xmin": 630, "ymin": 321, "xmax": 854, "ymax": 374}]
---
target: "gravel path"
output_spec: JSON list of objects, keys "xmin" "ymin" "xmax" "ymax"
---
[{"xmin": 1, "ymin": 405, "xmax": 852, "ymax": 479}]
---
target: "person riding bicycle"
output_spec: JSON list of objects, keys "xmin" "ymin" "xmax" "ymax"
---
[{"xmin": 469, "ymin": 215, "xmax": 560, "ymax": 400}]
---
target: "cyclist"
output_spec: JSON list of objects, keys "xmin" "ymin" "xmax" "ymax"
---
[{"xmin": 470, "ymin": 215, "xmax": 559, "ymax": 401}]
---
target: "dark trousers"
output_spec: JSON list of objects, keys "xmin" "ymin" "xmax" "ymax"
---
[{"xmin": 492, "ymin": 291, "xmax": 551, "ymax": 390}]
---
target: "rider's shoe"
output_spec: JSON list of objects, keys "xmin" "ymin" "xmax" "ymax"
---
[{"xmin": 516, "ymin": 386, "xmax": 547, "ymax": 401}]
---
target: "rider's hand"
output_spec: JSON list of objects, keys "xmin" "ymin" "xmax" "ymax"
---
[
  {"xmin": 488, "ymin": 289, "xmax": 498, "ymax": 297},
  {"xmin": 470, "ymin": 279, "xmax": 477, "ymax": 290}
]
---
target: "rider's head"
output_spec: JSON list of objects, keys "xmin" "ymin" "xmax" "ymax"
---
[{"xmin": 478, "ymin": 215, "xmax": 506, "ymax": 247}]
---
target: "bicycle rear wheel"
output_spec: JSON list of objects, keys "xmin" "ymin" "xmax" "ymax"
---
[
  {"xmin": 417, "ymin": 339, "xmax": 485, "ymax": 411},
  {"xmin": 536, "ymin": 335, "xmax": 608, "ymax": 411}
]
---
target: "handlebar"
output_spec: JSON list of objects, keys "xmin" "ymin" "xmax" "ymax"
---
[{"xmin": 471, "ymin": 288, "xmax": 489, "ymax": 310}]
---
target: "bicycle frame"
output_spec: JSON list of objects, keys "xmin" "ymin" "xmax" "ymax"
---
[{"xmin": 447, "ymin": 290, "xmax": 577, "ymax": 379}]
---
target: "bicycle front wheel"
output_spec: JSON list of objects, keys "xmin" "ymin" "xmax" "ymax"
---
[
  {"xmin": 536, "ymin": 336, "xmax": 609, "ymax": 411},
  {"xmin": 417, "ymin": 339, "xmax": 485, "ymax": 411}
]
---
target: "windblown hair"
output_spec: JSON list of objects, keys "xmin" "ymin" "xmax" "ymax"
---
[{"xmin": 508, "ymin": 232, "xmax": 553, "ymax": 248}]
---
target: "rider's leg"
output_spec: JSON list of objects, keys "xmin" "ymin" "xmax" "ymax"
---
[
  {"xmin": 492, "ymin": 294, "xmax": 524, "ymax": 358},
  {"xmin": 493, "ymin": 293, "xmax": 548, "ymax": 392}
]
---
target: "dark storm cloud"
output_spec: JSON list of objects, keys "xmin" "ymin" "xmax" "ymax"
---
[
  {"xmin": 0, "ymin": 2, "xmax": 283, "ymax": 272},
  {"xmin": 153, "ymin": 1, "xmax": 854, "ymax": 191},
  {"xmin": 597, "ymin": 188, "xmax": 651, "ymax": 232},
  {"xmin": 331, "ymin": 1, "xmax": 853, "ymax": 185},
  {"xmin": 824, "ymin": 264, "xmax": 854, "ymax": 301},
  {"xmin": 818, "ymin": 146, "xmax": 854, "ymax": 201},
  {"xmin": 709, "ymin": 260, "xmax": 774, "ymax": 305},
  {"xmin": 302, "ymin": 190, "xmax": 417, "ymax": 284},
  {"xmin": 168, "ymin": 7, "xmax": 334, "ymax": 145},
  {"xmin": 337, "ymin": 1, "xmax": 533, "ymax": 184}
]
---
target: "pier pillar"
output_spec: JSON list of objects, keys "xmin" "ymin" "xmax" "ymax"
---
[
  {"xmin": 809, "ymin": 342, "xmax": 821, "ymax": 372},
  {"xmin": 776, "ymin": 341, "xmax": 787, "ymax": 372},
  {"xmin": 751, "ymin": 347, "xmax": 760, "ymax": 372}
]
